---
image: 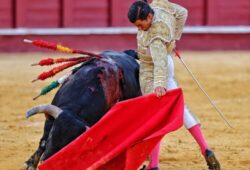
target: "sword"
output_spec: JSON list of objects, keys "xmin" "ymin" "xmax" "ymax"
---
[{"xmin": 173, "ymin": 49, "xmax": 233, "ymax": 129}]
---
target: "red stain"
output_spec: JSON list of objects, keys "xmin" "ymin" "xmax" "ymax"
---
[{"xmin": 97, "ymin": 59, "xmax": 123, "ymax": 109}]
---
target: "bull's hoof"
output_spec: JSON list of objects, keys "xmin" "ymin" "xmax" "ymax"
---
[
  {"xmin": 23, "ymin": 156, "xmax": 39, "ymax": 170},
  {"xmin": 140, "ymin": 165, "xmax": 159, "ymax": 170},
  {"xmin": 22, "ymin": 162, "xmax": 36, "ymax": 170},
  {"xmin": 205, "ymin": 149, "xmax": 221, "ymax": 170}
]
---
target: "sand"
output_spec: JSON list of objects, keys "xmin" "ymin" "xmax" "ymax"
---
[{"xmin": 0, "ymin": 51, "xmax": 249, "ymax": 170}]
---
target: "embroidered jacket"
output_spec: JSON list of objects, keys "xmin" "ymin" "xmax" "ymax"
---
[{"xmin": 137, "ymin": 0, "xmax": 187, "ymax": 94}]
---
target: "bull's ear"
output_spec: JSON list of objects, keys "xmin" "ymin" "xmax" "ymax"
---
[{"xmin": 123, "ymin": 50, "xmax": 138, "ymax": 60}]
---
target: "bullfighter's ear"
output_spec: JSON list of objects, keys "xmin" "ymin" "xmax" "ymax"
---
[{"xmin": 123, "ymin": 50, "xmax": 138, "ymax": 60}]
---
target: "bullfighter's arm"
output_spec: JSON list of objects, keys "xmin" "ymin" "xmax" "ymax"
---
[
  {"xmin": 170, "ymin": 2, "xmax": 188, "ymax": 40},
  {"xmin": 149, "ymin": 38, "xmax": 168, "ymax": 90}
]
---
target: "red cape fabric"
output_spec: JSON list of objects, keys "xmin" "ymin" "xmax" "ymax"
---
[{"xmin": 39, "ymin": 88, "xmax": 184, "ymax": 170}]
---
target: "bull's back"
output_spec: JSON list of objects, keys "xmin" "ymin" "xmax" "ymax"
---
[
  {"xmin": 51, "ymin": 51, "xmax": 141, "ymax": 126},
  {"xmin": 51, "ymin": 62, "xmax": 108, "ymax": 126}
]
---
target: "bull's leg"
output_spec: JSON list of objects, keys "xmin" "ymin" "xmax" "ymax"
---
[
  {"xmin": 23, "ymin": 117, "xmax": 54, "ymax": 170},
  {"xmin": 41, "ymin": 112, "xmax": 87, "ymax": 161}
]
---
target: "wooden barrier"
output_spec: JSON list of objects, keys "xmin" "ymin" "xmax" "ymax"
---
[
  {"xmin": 63, "ymin": 0, "xmax": 109, "ymax": 27},
  {"xmin": 207, "ymin": 0, "xmax": 250, "ymax": 25},
  {"xmin": 2, "ymin": 0, "xmax": 250, "ymax": 28},
  {"xmin": 0, "ymin": 0, "xmax": 13, "ymax": 28},
  {"xmin": 111, "ymin": 0, "xmax": 134, "ymax": 27},
  {"xmin": 16, "ymin": 0, "xmax": 61, "ymax": 28}
]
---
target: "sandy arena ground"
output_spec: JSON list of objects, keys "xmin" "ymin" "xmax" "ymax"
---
[{"xmin": 0, "ymin": 51, "xmax": 249, "ymax": 170}]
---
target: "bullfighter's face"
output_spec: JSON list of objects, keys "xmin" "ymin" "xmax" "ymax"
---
[{"xmin": 134, "ymin": 13, "xmax": 153, "ymax": 31}]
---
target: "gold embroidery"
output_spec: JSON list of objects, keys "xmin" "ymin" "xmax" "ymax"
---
[{"xmin": 138, "ymin": 22, "xmax": 171, "ymax": 47}]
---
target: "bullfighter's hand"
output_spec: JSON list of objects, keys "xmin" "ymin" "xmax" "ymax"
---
[
  {"xmin": 167, "ymin": 40, "xmax": 176, "ymax": 53},
  {"xmin": 154, "ymin": 86, "xmax": 167, "ymax": 98}
]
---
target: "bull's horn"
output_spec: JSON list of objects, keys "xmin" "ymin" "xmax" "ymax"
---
[{"xmin": 26, "ymin": 104, "xmax": 62, "ymax": 119}]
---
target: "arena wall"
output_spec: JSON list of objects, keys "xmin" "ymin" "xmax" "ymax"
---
[{"xmin": 0, "ymin": 0, "xmax": 249, "ymax": 51}]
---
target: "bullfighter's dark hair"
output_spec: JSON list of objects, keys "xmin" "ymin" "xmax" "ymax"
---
[{"xmin": 127, "ymin": 0, "xmax": 154, "ymax": 23}]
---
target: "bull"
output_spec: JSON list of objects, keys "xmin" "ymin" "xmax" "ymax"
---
[{"xmin": 23, "ymin": 50, "xmax": 141, "ymax": 170}]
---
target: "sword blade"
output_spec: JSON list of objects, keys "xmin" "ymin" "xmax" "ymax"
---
[{"xmin": 176, "ymin": 54, "xmax": 233, "ymax": 128}]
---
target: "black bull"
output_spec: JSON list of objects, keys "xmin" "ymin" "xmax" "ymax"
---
[{"xmin": 24, "ymin": 50, "xmax": 142, "ymax": 169}]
